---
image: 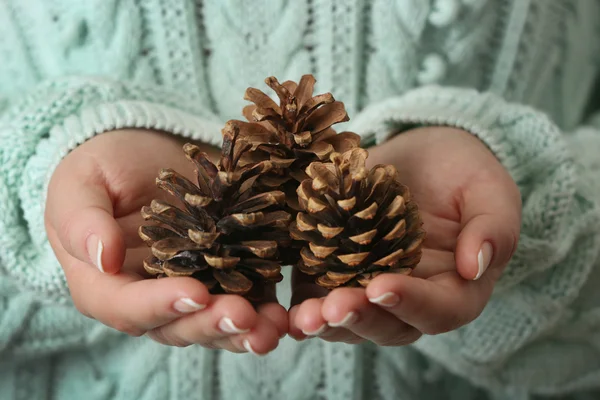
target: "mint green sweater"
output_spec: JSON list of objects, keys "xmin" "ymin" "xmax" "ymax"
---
[{"xmin": 1, "ymin": 1, "xmax": 600, "ymax": 399}]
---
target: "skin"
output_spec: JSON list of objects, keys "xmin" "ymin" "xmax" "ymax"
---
[{"xmin": 45, "ymin": 126, "xmax": 521, "ymax": 353}]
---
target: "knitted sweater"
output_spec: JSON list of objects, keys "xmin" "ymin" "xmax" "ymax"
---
[{"xmin": 1, "ymin": 0, "xmax": 600, "ymax": 399}]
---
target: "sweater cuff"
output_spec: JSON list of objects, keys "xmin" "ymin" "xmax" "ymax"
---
[
  {"xmin": 0, "ymin": 78, "xmax": 224, "ymax": 303},
  {"xmin": 32, "ymin": 98, "xmax": 224, "ymax": 207},
  {"xmin": 350, "ymin": 85, "xmax": 521, "ymax": 172}
]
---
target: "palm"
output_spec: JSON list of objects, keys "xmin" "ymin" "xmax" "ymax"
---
[
  {"xmin": 369, "ymin": 129, "xmax": 471, "ymax": 280},
  {"xmin": 47, "ymin": 130, "xmax": 220, "ymax": 276}
]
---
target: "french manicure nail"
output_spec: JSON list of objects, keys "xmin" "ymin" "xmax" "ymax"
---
[
  {"xmin": 328, "ymin": 311, "xmax": 359, "ymax": 328},
  {"xmin": 174, "ymin": 298, "xmax": 206, "ymax": 313},
  {"xmin": 242, "ymin": 339, "xmax": 260, "ymax": 356},
  {"xmin": 475, "ymin": 242, "xmax": 493, "ymax": 280},
  {"xmin": 369, "ymin": 293, "xmax": 400, "ymax": 307},
  {"xmin": 301, "ymin": 324, "xmax": 328, "ymax": 336},
  {"xmin": 86, "ymin": 234, "xmax": 105, "ymax": 273},
  {"xmin": 218, "ymin": 317, "xmax": 249, "ymax": 334}
]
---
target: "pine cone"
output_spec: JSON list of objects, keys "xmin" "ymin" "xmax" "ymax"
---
[
  {"xmin": 290, "ymin": 148, "xmax": 425, "ymax": 289},
  {"xmin": 228, "ymin": 74, "xmax": 363, "ymax": 265},
  {"xmin": 139, "ymin": 126, "xmax": 291, "ymax": 300},
  {"xmin": 231, "ymin": 74, "xmax": 361, "ymax": 204}
]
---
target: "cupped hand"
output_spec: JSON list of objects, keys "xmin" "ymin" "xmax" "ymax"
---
[
  {"xmin": 289, "ymin": 127, "xmax": 521, "ymax": 345},
  {"xmin": 45, "ymin": 129, "xmax": 287, "ymax": 354}
]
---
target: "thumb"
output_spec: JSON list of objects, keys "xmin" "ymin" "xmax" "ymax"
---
[
  {"xmin": 46, "ymin": 166, "xmax": 125, "ymax": 274},
  {"xmin": 455, "ymin": 178, "xmax": 521, "ymax": 281}
]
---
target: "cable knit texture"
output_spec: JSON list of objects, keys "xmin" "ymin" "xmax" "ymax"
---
[{"xmin": 0, "ymin": 1, "xmax": 599, "ymax": 399}]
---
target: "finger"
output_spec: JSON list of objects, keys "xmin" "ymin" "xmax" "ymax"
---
[
  {"xmin": 321, "ymin": 288, "xmax": 420, "ymax": 346},
  {"xmin": 46, "ymin": 165, "xmax": 125, "ymax": 274},
  {"xmin": 291, "ymin": 298, "xmax": 329, "ymax": 337},
  {"xmin": 116, "ymin": 213, "xmax": 146, "ymax": 248},
  {"xmin": 229, "ymin": 313, "xmax": 282, "ymax": 355},
  {"xmin": 202, "ymin": 337, "xmax": 246, "ymax": 353},
  {"xmin": 317, "ymin": 327, "xmax": 364, "ymax": 344},
  {"xmin": 410, "ymin": 248, "xmax": 455, "ymax": 279},
  {"xmin": 366, "ymin": 272, "xmax": 492, "ymax": 335},
  {"xmin": 148, "ymin": 330, "xmax": 243, "ymax": 353},
  {"xmin": 456, "ymin": 179, "xmax": 521, "ymax": 281},
  {"xmin": 59, "ymin": 248, "xmax": 210, "ymax": 334},
  {"xmin": 257, "ymin": 302, "xmax": 288, "ymax": 338},
  {"xmin": 150, "ymin": 294, "xmax": 257, "ymax": 346},
  {"xmin": 292, "ymin": 295, "xmax": 363, "ymax": 343},
  {"xmin": 421, "ymin": 212, "xmax": 460, "ymax": 252},
  {"xmin": 288, "ymin": 305, "xmax": 306, "ymax": 340}
]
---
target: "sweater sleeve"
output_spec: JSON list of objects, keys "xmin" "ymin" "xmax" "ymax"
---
[
  {"xmin": 349, "ymin": 86, "xmax": 600, "ymax": 395},
  {"xmin": 0, "ymin": 77, "xmax": 224, "ymax": 358}
]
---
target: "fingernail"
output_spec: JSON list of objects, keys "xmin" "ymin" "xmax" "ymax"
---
[
  {"xmin": 173, "ymin": 298, "xmax": 206, "ymax": 313},
  {"xmin": 301, "ymin": 324, "xmax": 328, "ymax": 336},
  {"xmin": 86, "ymin": 234, "xmax": 105, "ymax": 273},
  {"xmin": 369, "ymin": 293, "xmax": 400, "ymax": 307},
  {"xmin": 218, "ymin": 317, "xmax": 249, "ymax": 334},
  {"xmin": 242, "ymin": 339, "xmax": 261, "ymax": 356},
  {"xmin": 475, "ymin": 242, "xmax": 493, "ymax": 280},
  {"xmin": 328, "ymin": 311, "xmax": 359, "ymax": 328}
]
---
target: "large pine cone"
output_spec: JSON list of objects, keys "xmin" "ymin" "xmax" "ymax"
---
[
  {"xmin": 290, "ymin": 148, "xmax": 425, "ymax": 289},
  {"xmin": 231, "ymin": 74, "xmax": 363, "ymax": 265},
  {"xmin": 139, "ymin": 126, "xmax": 291, "ymax": 300}
]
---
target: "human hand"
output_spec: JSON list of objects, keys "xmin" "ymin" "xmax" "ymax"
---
[
  {"xmin": 288, "ymin": 127, "xmax": 521, "ymax": 345},
  {"xmin": 45, "ymin": 129, "xmax": 287, "ymax": 354}
]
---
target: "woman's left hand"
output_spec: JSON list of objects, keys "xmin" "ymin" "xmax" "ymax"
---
[{"xmin": 288, "ymin": 127, "xmax": 522, "ymax": 345}]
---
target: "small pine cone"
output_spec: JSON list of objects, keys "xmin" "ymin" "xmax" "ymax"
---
[
  {"xmin": 290, "ymin": 148, "xmax": 426, "ymax": 289},
  {"xmin": 139, "ymin": 126, "xmax": 291, "ymax": 301}
]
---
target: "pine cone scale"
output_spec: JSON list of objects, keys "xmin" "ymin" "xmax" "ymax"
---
[
  {"xmin": 140, "ymin": 204, "xmax": 191, "ymax": 237},
  {"xmin": 224, "ymin": 240, "xmax": 278, "ymax": 258},
  {"xmin": 226, "ymin": 190, "xmax": 285, "ymax": 214},
  {"xmin": 302, "ymin": 101, "xmax": 349, "ymax": 134},
  {"xmin": 151, "ymin": 237, "xmax": 207, "ymax": 260},
  {"xmin": 139, "ymin": 225, "xmax": 182, "ymax": 244},
  {"xmin": 188, "ymin": 230, "xmax": 220, "ymax": 246},
  {"xmin": 291, "ymin": 74, "xmax": 316, "ymax": 110},
  {"xmin": 243, "ymin": 87, "xmax": 281, "ymax": 113},
  {"xmin": 203, "ymin": 255, "xmax": 240, "ymax": 269},
  {"xmin": 213, "ymin": 270, "xmax": 253, "ymax": 295},
  {"xmin": 299, "ymin": 93, "xmax": 334, "ymax": 118}
]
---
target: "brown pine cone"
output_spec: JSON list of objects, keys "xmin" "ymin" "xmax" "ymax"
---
[
  {"xmin": 139, "ymin": 125, "xmax": 291, "ymax": 300},
  {"xmin": 290, "ymin": 148, "xmax": 425, "ymax": 289}
]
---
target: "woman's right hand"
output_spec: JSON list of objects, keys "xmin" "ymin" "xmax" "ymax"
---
[{"xmin": 45, "ymin": 129, "xmax": 287, "ymax": 354}]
